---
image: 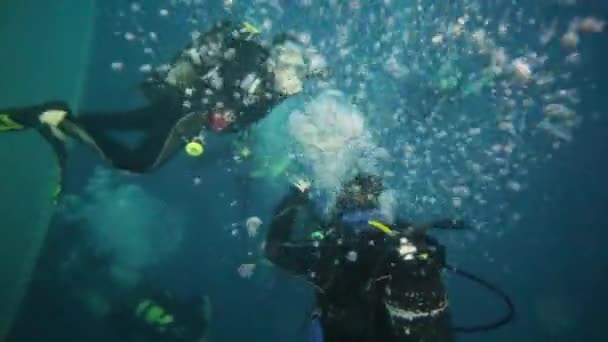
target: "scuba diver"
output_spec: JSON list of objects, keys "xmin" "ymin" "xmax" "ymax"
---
[
  {"xmin": 108, "ymin": 285, "xmax": 212, "ymax": 342},
  {"xmin": 8, "ymin": 216, "xmax": 211, "ymax": 342},
  {"xmin": 0, "ymin": 20, "xmax": 328, "ymax": 173},
  {"xmin": 265, "ymin": 173, "xmax": 515, "ymax": 341}
]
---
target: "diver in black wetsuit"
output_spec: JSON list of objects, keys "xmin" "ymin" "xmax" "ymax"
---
[
  {"xmin": 108, "ymin": 285, "xmax": 211, "ymax": 342},
  {"xmin": 11, "ymin": 217, "xmax": 212, "ymax": 342},
  {"xmin": 265, "ymin": 174, "xmax": 514, "ymax": 342},
  {"xmin": 0, "ymin": 20, "xmax": 328, "ymax": 173}
]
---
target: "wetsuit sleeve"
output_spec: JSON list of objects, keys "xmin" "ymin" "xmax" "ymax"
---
[{"xmin": 265, "ymin": 186, "xmax": 318, "ymax": 276}]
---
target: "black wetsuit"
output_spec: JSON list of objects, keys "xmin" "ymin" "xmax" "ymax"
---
[
  {"xmin": 265, "ymin": 187, "xmax": 456, "ymax": 342},
  {"xmin": 9, "ymin": 215, "xmax": 210, "ymax": 342},
  {"xmin": 0, "ymin": 21, "xmax": 289, "ymax": 173},
  {"xmin": 82, "ymin": 20, "xmax": 287, "ymax": 172}
]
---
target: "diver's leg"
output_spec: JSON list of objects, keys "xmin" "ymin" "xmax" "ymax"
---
[
  {"xmin": 61, "ymin": 114, "xmax": 146, "ymax": 171},
  {"xmin": 0, "ymin": 100, "xmax": 180, "ymax": 173},
  {"xmin": 0, "ymin": 100, "xmax": 153, "ymax": 166},
  {"xmin": 120, "ymin": 121, "xmax": 177, "ymax": 172},
  {"xmin": 73, "ymin": 102, "xmax": 181, "ymax": 172},
  {"xmin": 72, "ymin": 119, "xmax": 174, "ymax": 173},
  {"xmin": 38, "ymin": 127, "xmax": 67, "ymax": 202},
  {"xmin": 77, "ymin": 104, "xmax": 162, "ymax": 131}
]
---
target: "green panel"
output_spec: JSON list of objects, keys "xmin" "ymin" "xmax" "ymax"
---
[
  {"xmin": 0, "ymin": 0, "xmax": 96, "ymax": 340},
  {"xmin": 0, "ymin": 133, "xmax": 59, "ymax": 339}
]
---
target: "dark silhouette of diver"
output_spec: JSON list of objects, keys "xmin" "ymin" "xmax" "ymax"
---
[
  {"xmin": 108, "ymin": 285, "xmax": 211, "ymax": 342},
  {"xmin": 265, "ymin": 174, "xmax": 515, "ymax": 341},
  {"xmin": 0, "ymin": 20, "xmax": 328, "ymax": 173},
  {"xmin": 9, "ymin": 216, "xmax": 211, "ymax": 342}
]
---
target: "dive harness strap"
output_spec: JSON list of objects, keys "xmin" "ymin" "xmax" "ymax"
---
[{"xmin": 445, "ymin": 264, "xmax": 515, "ymax": 333}]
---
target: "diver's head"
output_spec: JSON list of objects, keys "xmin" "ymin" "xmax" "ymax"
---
[
  {"xmin": 139, "ymin": 58, "xmax": 196, "ymax": 103},
  {"xmin": 336, "ymin": 173, "xmax": 384, "ymax": 213},
  {"xmin": 270, "ymin": 37, "xmax": 307, "ymax": 96},
  {"xmin": 165, "ymin": 58, "xmax": 197, "ymax": 89},
  {"xmin": 332, "ymin": 173, "xmax": 394, "ymax": 237}
]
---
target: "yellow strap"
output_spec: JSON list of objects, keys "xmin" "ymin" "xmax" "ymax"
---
[
  {"xmin": 0, "ymin": 114, "xmax": 24, "ymax": 131},
  {"xmin": 368, "ymin": 220, "xmax": 394, "ymax": 236}
]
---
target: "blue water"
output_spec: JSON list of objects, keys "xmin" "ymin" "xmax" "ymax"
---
[{"xmin": 7, "ymin": 0, "xmax": 608, "ymax": 341}]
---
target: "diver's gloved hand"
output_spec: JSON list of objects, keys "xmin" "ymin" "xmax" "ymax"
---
[
  {"xmin": 434, "ymin": 218, "xmax": 466, "ymax": 230},
  {"xmin": 39, "ymin": 108, "xmax": 69, "ymax": 127},
  {"xmin": 292, "ymin": 178, "xmax": 311, "ymax": 193},
  {"xmin": 1, "ymin": 101, "xmax": 71, "ymax": 126},
  {"xmin": 289, "ymin": 177, "xmax": 311, "ymax": 204},
  {"xmin": 34, "ymin": 101, "xmax": 72, "ymax": 139}
]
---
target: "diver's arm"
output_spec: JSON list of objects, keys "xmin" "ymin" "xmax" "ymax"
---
[
  {"xmin": 266, "ymin": 185, "xmax": 308, "ymax": 251},
  {"xmin": 264, "ymin": 184, "xmax": 315, "ymax": 274}
]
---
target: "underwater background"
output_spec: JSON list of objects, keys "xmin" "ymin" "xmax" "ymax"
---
[{"xmin": 1, "ymin": 0, "xmax": 608, "ymax": 341}]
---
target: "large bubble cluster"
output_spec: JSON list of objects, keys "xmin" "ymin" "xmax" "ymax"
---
[
  {"xmin": 62, "ymin": 167, "xmax": 184, "ymax": 270},
  {"xmin": 289, "ymin": 90, "xmax": 387, "ymax": 192},
  {"xmin": 107, "ymin": 0, "xmax": 604, "ymax": 233}
]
